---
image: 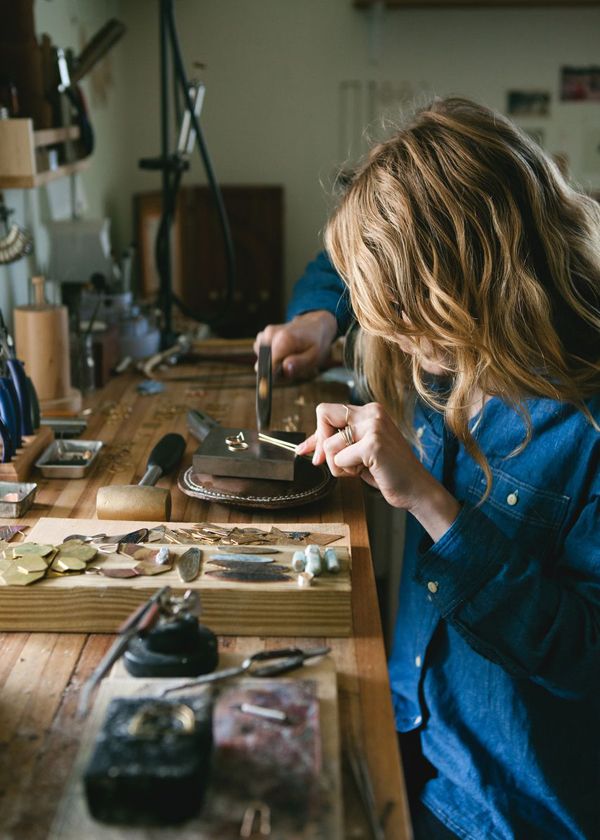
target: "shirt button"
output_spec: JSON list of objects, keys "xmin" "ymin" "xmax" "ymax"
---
[
  {"xmin": 416, "ymin": 426, "xmax": 425, "ymax": 439},
  {"xmin": 427, "ymin": 581, "xmax": 438, "ymax": 594},
  {"xmin": 506, "ymin": 492, "xmax": 519, "ymax": 506},
  {"xmin": 415, "ymin": 656, "xmax": 422, "ymax": 668},
  {"xmin": 414, "ymin": 715, "xmax": 422, "ymax": 725}
]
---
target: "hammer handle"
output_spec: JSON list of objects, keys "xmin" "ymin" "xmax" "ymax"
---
[{"xmin": 139, "ymin": 433, "xmax": 186, "ymax": 486}]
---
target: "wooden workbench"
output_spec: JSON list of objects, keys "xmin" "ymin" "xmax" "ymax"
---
[{"xmin": 0, "ymin": 349, "xmax": 411, "ymax": 840}]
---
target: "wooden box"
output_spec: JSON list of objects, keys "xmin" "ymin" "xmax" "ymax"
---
[{"xmin": 0, "ymin": 518, "xmax": 353, "ymax": 636}]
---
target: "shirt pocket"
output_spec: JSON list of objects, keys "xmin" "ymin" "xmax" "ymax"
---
[{"xmin": 467, "ymin": 467, "xmax": 570, "ymax": 557}]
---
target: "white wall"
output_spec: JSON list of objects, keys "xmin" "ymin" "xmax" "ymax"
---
[
  {"xmin": 0, "ymin": 0, "xmax": 127, "ymax": 323},
  {"xmin": 114, "ymin": 0, "xmax": 600, "ymax": 302},
  {"xmin": 2, "ymin": 0, "xmax": 600, "ymax": 319}
]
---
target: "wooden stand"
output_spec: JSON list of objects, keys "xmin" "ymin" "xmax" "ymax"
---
[
  {"xmin": 0, "ymin": 425, "xmax": 53, "ymax": 482},
  {"xmin": 14, "ymin": 276, "xmax": 81, "ymax": 410},
  {"xmin": 5, "ymin": 518, "xmax": 353, "ymax": 636},
  {"xmin": 0, "ymin": 119, "xmax": 91, "ymax": 189}
]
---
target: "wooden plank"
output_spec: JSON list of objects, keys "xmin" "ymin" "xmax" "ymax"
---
[
  {"xmin": 355, "ymin": 0, "xmax": 599, "ymax": 6},
  {"xmin": 3, "ymin": 634, "xmax": 116, "ymax": 840},
  {"xmin": 50, "ymin": 656, "xmax": 342, "ymax": 839},
  {"xmin": 0, "ymin": 426, "xmax": 54, "ymax": 482},
  {"xmin": 0, "ymin": 118, "xmax": 35, "ymax": 178},
  {"xmin": 34, "ymin": 126, "xmax": 80, "ymax": 148},
  {"xmin": 0, "ymin": 155, "xmax": 92, "ymax": 189},
  {"xmin": 341, "ymin": 480, "xmax": 412, "ymax": 838},
  {"xmin": 0, "ymin": 518, "xmax": 352, "ymax": 636},
  {"xmin": 0, "ymin": 633, "xmax": 86, "ymax": 836}
]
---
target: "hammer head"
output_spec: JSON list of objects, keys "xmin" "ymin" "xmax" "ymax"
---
[{"xmin": 96, "ymin": 485, "xmax": 171, "ymax": 521}]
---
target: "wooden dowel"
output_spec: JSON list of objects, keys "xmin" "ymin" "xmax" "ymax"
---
[{"xmin": 257, "ymin": 433, "xmax": 298, "ymax": 452}]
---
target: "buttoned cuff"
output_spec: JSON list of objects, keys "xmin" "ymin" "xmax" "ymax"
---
[{"xmin": 414, "ymin": 503, "xmax": 508, "ymax": 616}]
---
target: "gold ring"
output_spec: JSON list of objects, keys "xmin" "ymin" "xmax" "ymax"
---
[
  {"xmin": 344, "ymin": 404, "xmax": 351, "ymax": 425},
  {"xmin": 339, "ymin": 424, "xmax": 354, "ymax": 447},
  {"xmin": 225, "ymin": 431, "xmax": 248, "ymax": 451},
  {"xmin": 227, "ymin": 441, "xmax": 248, "ymax": 452},
  {"xmin": 128, "ymin": 701, "xmax": 196, "ymax": 738}
]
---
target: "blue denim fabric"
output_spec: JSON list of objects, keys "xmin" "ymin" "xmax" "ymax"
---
[
  {"xmin": 286, "ymin": 251, "xmax": 353, "ymax": 334},
  {"xmin": 390, "ymin": 396, "xmax": 600, "ymax": 839},
  {"xmin": 285, "ymin": 258, "xmax": 600, "ymax": 837}
]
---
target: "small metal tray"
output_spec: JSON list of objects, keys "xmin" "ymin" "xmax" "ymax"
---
[
  {"xmin": 0, "ymin": 482, "xmax": 37, "ymax": 518},
  {"xmin": 35, "ymin": 439, "xmax": 103, "ymax": 478}
]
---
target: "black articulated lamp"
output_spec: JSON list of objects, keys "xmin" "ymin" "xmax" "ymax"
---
[{"xmin": 139, "ymin": 0, "xmax": 236, "ymax": 348}]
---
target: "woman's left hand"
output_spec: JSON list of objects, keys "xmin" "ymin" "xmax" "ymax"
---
[{"xmin": 297, "ymin": 402, "xmax": 461, "ymax": 540}]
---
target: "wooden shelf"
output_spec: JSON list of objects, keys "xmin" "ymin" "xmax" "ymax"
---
[
  {"xmin": 355, "ymin": 1, "xmax": 600, "ymax": 7},
  {"xmin": 0, "ymin": 118, "xmax": 91, "ymax": 189},
  {"xmin": 33, "ymin": 125, "xmax": 81, "ymax": 148}
]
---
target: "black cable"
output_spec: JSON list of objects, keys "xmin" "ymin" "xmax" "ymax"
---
[
  {"xmin": 158, "ymin": 0, "xmax": 174, "ymax": 342},
  {"xmin": 165, "ymin": 0, "xmax": 236, "ymax": 326}
]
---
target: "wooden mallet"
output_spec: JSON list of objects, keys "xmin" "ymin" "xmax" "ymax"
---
[{"xmin": 96, "ymin": 433, "xmax": 186, "ymax": 521}]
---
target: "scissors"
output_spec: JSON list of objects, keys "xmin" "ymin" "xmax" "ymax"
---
[{"xmin": 161, "ymin": 645, "xmax": 331, "ymax": 697}]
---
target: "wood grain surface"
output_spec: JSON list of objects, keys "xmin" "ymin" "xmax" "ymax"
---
[
  {"xmin": 0, "ymin": 345, "xmax": 412, "ymax": 840},
  {"xmin": 5, "ymin": 518, "xmax": 352, "ymax": 636},
  {"xmin": 51, "ymin": 656, "xmax": 342, "ymax": 839}
]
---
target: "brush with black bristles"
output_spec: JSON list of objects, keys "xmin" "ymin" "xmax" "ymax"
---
[{"xmin": 0, "ymin": 200, "xmax": 33, "ymax": 265}]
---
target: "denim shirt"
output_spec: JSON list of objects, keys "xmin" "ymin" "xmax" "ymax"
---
[
  {"xmin": 287, "ymin": 253, "xmax": 599, "ymax": 837},
  {"xmin": 391, "ymin": 395, "xmax": 600, "ymax": 840},
  {"xmin": 286, "ymin": 250, "xmax": 353, "ymax": 334}
]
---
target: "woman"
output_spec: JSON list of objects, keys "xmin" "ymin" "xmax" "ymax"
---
[{"xmin": 296, "ymin": 98, "xmax": 600, "ymax": 839}]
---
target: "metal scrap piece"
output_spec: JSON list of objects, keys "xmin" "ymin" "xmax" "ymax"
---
[
  {"xmin": 133, "ymin": 560, "xmax": 173, "ymax": 576},
  {"xmin": 205, "ymin": 569, "xmax": 291, "ymax": 583},
  {"xmin": 176, "ymin": 547, "xmax": 202, "ymax": 582},
  {"xmin": 216, "ymin": 545, "xmax": 280, "ymax": 555},
  {"xmin": 207, "ymin": 560, "xmax": 287, "ymax": 574},
  {"xmin": 100, "ymin": 567, "xmax": 140, "ymax": 579},
  {"xmin": 209, "ymin": 554, "xmax": 275, "ymax": 565}
]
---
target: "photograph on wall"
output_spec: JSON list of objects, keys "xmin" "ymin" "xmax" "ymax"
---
[
  {"xmin": 560, "ymin": 67, "xmax": 600, "ymax": 102},
  {"xmin": 507, "ymin": 91, "xmax": 550, "ymax": 117}
]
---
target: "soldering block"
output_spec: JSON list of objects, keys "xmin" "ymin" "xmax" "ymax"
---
[
  {"xmin": 83, "ymin": 694, "xmax": 212, "ymax": 825},
  {"xmin": 192, "ymin": 427, "xmax": 305, "ymax": 482}
]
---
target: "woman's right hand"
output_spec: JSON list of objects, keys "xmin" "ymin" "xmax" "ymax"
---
[
  {"xmin": 253, "ymin": 310, "xmax": 337, "ymax": 380},
  {"xmin": 298, "ymin": 401, "xmax": 461, "ymax": 542}
]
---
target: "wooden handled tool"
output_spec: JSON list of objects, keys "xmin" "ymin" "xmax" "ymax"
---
[{"xmin": 96, "ymin": 433, "xmax": 186, "ymax": 521}]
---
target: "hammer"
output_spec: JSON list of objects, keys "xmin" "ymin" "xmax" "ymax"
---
[{"xmin": 96, "ymin": 433, "xmax": 186, "ymax": 521}]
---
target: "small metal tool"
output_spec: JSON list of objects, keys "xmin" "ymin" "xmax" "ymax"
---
[
  {"xmin": 239, "ymin": 703, "xmax": 288, "ymax": 723},
  {"xmin": 240, "ymin": 802, "xmax": 271, "ymax": 838},
  {"xmin": 256, "ymin": 344, "xmax": 272, "ymax": 432},
  {"xmin": 187, "ymin": 407, "xmax": 219, "ymax": 442},
  {"xmin": 78, "ymin": 586, "xmax": 170, "ymax": 717},
  {"xmin": 0, "ymin": 309, "xmax": 35, "ymax": 436}
]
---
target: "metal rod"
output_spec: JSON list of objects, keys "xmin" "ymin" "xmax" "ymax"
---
[
  {"xmin": 77, "ymin": 586, "xmax": 170, "ymax": 717},
  {"xmin": 257, "ymin": 433, "xmax": 298, "ymax": 452}
]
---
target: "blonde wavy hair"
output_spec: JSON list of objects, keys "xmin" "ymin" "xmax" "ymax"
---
[{"xmin": 325, "ymin": 97, "xmax": 600, "ymax": 491}]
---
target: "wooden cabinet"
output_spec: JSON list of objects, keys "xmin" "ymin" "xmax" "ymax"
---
[
  {"xmin": 0, "ymin": 118, "xmax": 91, "ymax": 188},
  {"xmin": 135, "ymin": 185, "xmax": 284, "ymax": 338}
]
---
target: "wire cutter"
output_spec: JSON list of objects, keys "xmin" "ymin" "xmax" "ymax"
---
[{"xmin": 161, "ymin": 645, "xmax": 331, "ymax": 696}]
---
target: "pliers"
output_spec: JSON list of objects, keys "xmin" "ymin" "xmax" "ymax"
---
[{"xmin": 0, "ymin": 310, "xmax": 38, "ymax": 436}]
